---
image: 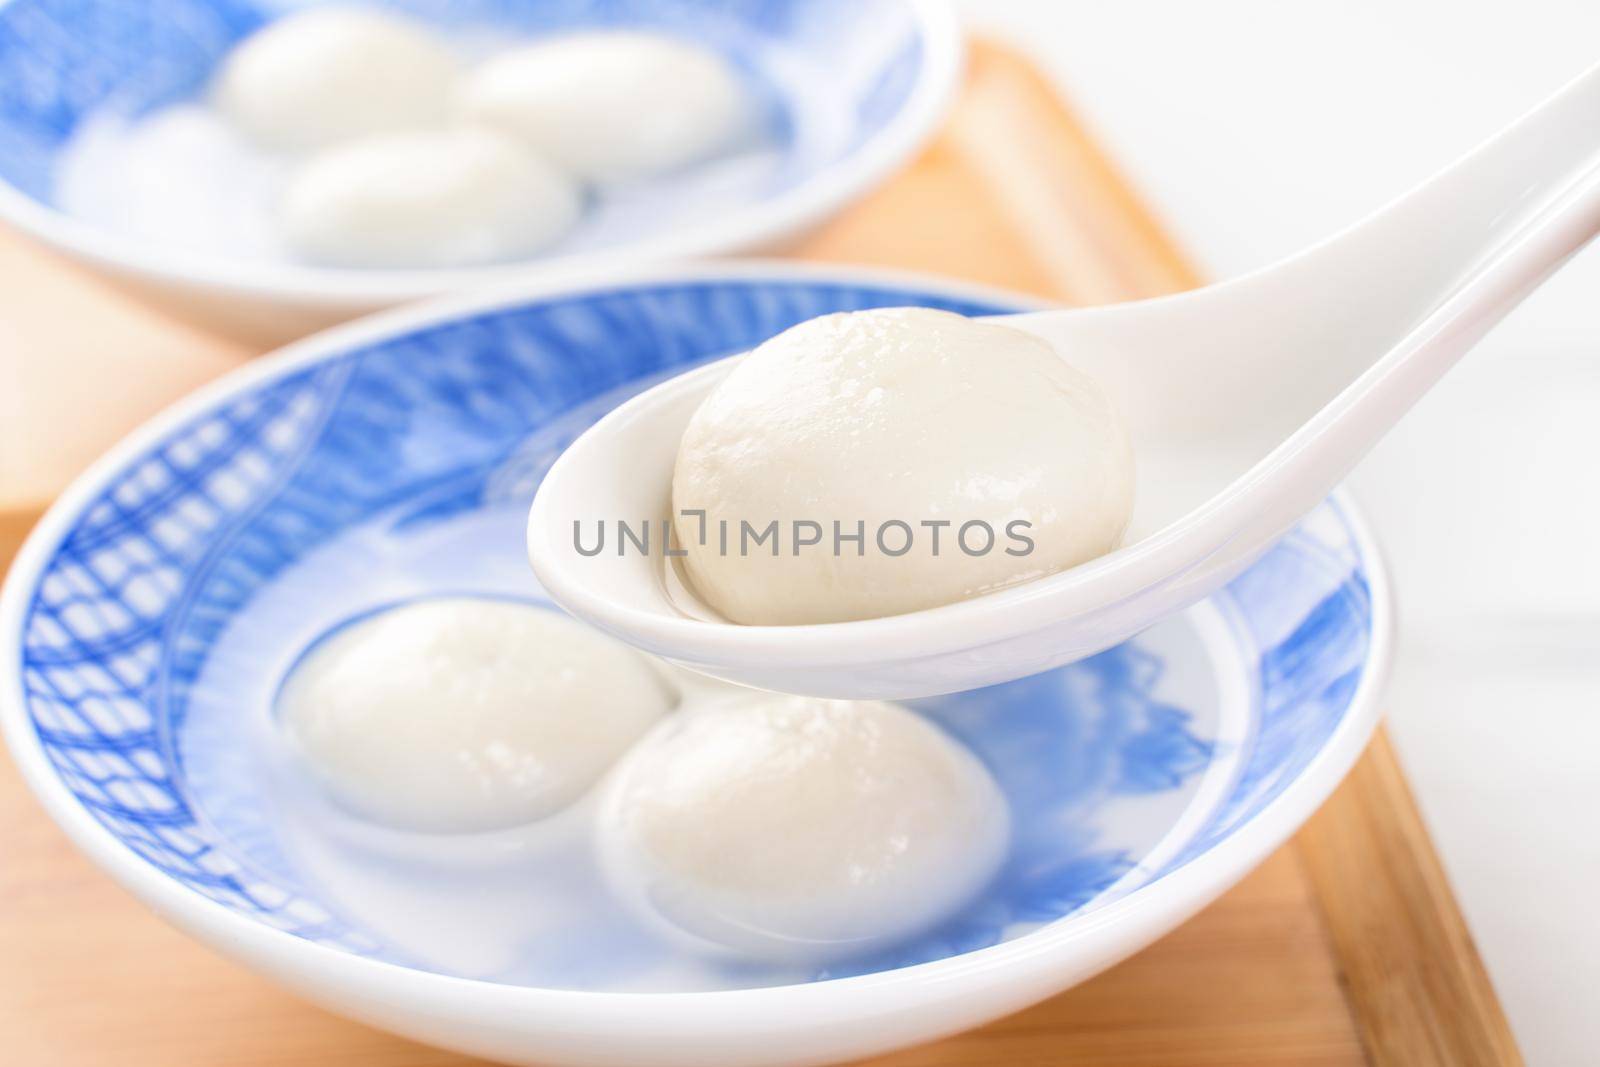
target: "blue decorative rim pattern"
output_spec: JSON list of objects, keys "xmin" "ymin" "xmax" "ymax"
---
[{"xmin": 5, "ymin": 274, "xmax": 1377, "ymax": 981}]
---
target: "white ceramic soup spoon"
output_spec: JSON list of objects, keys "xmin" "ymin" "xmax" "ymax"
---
[{"xmin": 529, "ymin": 61, "xmax": 1600, "ymax": 700}]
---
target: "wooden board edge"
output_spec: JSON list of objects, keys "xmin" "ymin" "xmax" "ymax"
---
[
  {"xmin": 1295, "ymin": 731, "xmax": 1525, "ymax": 1066},
  {"xmin": 948, "ymin": 40, "xmax": 1204, "ymax": 304},
  {"xmin": 1, "ymin": 506, "xmax": 39, "ymax": 578}
]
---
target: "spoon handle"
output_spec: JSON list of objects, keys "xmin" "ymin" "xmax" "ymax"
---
[
  {"xmin": 1011, "ymin": 59, "xmax": 1600, "ymax": 449},
  {"xmin": 1267, "ymin": 146, "xmax": 1600, "ymax": 515},
  {"xmin": 1189, "ymin": 68, "xmax": 1600, "ymax": 586},
  {"xmin": 1279, "ymin": 57, "xmax": 1600, "ymax": 358},
  {"xmin": 1000, "ymin": 61, "xmax": 1600, "ymax": 642}
]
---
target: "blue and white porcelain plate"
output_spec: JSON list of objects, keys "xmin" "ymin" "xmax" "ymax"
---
[{"xmin": 0, "ymin": 264, "xmax": 1391, "ymax": 1060}]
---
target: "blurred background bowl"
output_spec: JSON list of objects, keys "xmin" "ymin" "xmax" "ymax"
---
[{"xmin": 0, "ymin": 0, "xmax": 960, "ymax": 344}]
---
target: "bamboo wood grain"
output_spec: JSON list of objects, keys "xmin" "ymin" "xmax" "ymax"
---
[
  {"xmin": 1297, "ymin": 733, "xmax": 1524, "ymax": 1067},
  {"xmin": 0, "ymin": 36, "xmax": 1518, "ymax": 1067}
]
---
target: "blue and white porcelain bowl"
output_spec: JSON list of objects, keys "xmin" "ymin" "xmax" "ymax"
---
[
  {"xmin": 0, "ymin": 264, "xmax": 1392, "ymax": 1067},
  {"xmin": 0, "ymin": 0, "xmax": 959, "ymax": 342}
]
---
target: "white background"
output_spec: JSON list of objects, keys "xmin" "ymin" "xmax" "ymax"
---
[{"xmin": 957, "ymin": 2, "xmax": 1600, "ymax": 1063}]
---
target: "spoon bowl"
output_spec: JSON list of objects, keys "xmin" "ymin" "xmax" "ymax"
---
[
  {"xmin": 529, "ymin": 59, "xmax": 1600, "ymax": 699},
  {"xmin": 527, "ymin": 341, "xmax": 1256, "ymax": 698}
]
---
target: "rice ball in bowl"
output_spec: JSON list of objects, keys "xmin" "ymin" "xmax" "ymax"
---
[
  {"xmin": 597, "ymin": 692, "xmax": 1010, "ymax": 963},
  {"xmin": 212, "ymin": 7, "xmax": 459, "ymax": 150},
  {"xmin": 279, "ymin": 128, "xmax": 582, "ymax": 269},
  {"xmin": 277, "ymin": 597, "xmax": 674, "ymax": 833},
  {"xmin": 458, "ymin": 31, "xmax": 753, "ymax": 184}
]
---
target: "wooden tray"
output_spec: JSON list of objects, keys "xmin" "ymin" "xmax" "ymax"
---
[{"xmin": 0, "ymin": 39, "xmax": 1521, "ymax": 1067}]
